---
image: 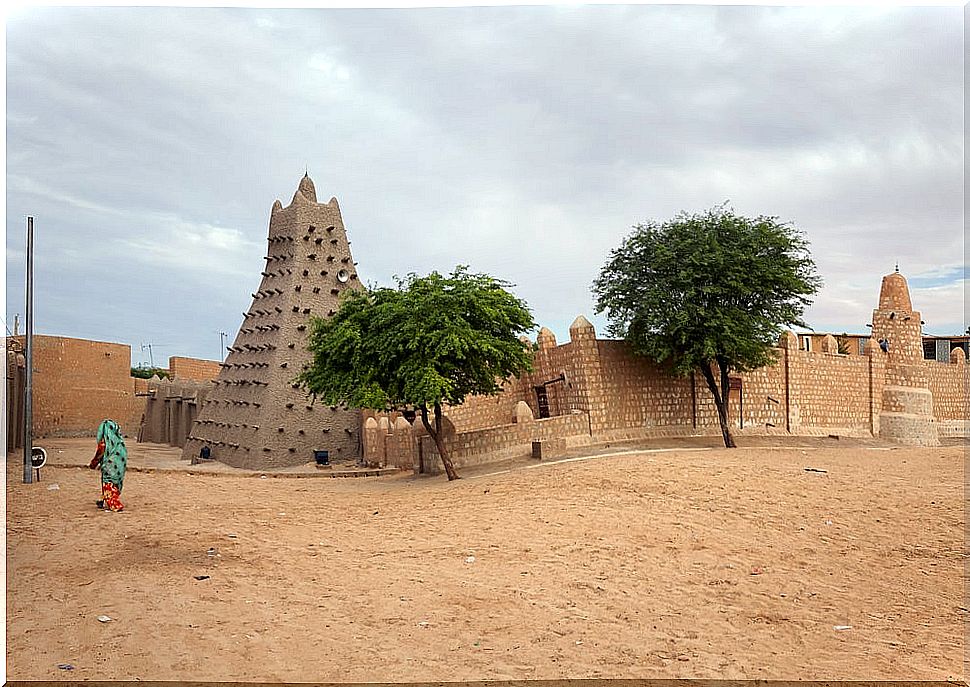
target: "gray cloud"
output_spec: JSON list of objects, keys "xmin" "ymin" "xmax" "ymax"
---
[{"xmin": 5, "ymin": 5, "xmax": 963, "ymax": 366}]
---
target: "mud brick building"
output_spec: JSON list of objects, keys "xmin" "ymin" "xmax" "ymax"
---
[
  {"xmin": 168, "ymin": 357, "xmax": 221, "ymax": 382},
  {"xmin": 6, "ymin": 176, "xmax": 966, "ymax": 474},
  {"xmin": 4, "ymin": 335, "xmax": 142, "ymax": 442},
  {"xmin": 181, "ymin": 174, "xmax": 364, "ymax": 468},
  {"xmin": 4, "ymin": 334, "xmax": 218, "ymax": 449},
  {"xmin": 368, "ymin": 270, "xmax": 968, "ymax": 475},
  {"xmin": 137, "ymin": 377, "xmax": 212, "ymax": 448}
]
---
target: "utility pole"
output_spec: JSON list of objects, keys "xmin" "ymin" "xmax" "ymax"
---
[
  {"xmin": 23, "ymin": 217, "xmax": 34, "ymax": 484},
  {"xmin": 13, "ymin": 314, "xmax": 19, "ymax": 336},
  {"xmin": 141, "ymin": 343, "xmax": 155, "ymax": 368}
]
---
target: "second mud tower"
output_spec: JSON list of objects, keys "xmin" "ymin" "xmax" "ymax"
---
[{"xmin": 183, "ymin": 174, "xmax": 363, "ymax": 468}]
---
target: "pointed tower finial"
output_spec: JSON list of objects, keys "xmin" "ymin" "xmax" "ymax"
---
[
  {"xmin": 895, "ymin": 261, "xmax": 899, "ymax": 273},
  {"xmin": 295, "ymin": 173, "xmax": 317, "ymax": 203}
]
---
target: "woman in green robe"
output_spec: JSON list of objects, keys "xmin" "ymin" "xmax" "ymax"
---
[{"xmin": 88, "ymin": 419, "xmax": 128, "ymax": 511}]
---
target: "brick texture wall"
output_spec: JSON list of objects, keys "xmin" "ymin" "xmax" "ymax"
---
[
  {"xmin": 4, "ymin": 336, "xmax": 227, "ymax": 442},
  {"xmin": 375, "ymin": 311, "xmax": 930, "ymax": 468},
  {"xmin": 442, "ymin": 311, "xmax": 966, "ymax": 451},
  {"xmin": 734, "ymin": 359, "xmax": 787, "ymax": 431},
  {"xmin": 524, "ymin": 341, "xmax": 590, "ymax": 420},
  {"xmin": 594, "ymin": 340, "xmax": 696, "ymax": 432},
  {"xmin": 9, "ymin": 335, "xmax": 141, "ymax": 438},
  {"xmin": 925, "ymin": 359, "xmax": 970, "ymax": 420},
  {"xmin": 785, "ymin": 348, "xmax": 873, "ymax": 435},
  {"xmin": 418, "ymin": 411, "xmax": 591, "ymax": 475},
  {"xmin": 443, "ymin": 377, "xmax": 532, "ymax": 432},
  {"xmin": 12, "ymin": 318, "xmax": 967, "ymax": 460},
  {"xmin": 168, "ymin": 356, "xmax": 221, "ymax": 382}
]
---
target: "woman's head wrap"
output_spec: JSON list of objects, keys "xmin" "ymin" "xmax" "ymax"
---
[{"xmin": 96, "ymin": 419, "xmax": 126, "ymax": 458}]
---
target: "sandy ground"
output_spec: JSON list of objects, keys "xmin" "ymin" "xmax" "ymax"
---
[{"xmin": 6, "ymin": 438, "xmax": 966, "ymax": 681}]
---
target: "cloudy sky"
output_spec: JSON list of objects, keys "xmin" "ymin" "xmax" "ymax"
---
[{"xmin": 5, "ymin": 4, "xmax": 964, "ymax": 366}]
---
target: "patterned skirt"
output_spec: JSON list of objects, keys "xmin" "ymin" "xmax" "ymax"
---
[{"xmin": 100, "ymin": 482, "xmax": 124, "ymax": 512}]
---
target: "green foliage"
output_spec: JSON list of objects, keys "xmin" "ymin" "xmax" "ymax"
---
[
  {"xmin": 297, "ymin": 267, "xmax": 536, "ymax": 411},
  {"xmin": 836, "ymin": 333, "xmax": 852, "ymax": 355},
  {"xmin": 130, "ymin": 366, "xmax": 170, "ymax": 380},
  {"xmin": 593, "ymin": 204, "xmax": 821, "ymax": 378}
]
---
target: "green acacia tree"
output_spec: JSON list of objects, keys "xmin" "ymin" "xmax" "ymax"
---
[
  {"xmin": 593, "ymin": 205, "xmax": 821, "ymax": 448},
  {"xmin": 297, "ymin": 267, "xmax": 535, "ymax": 480}
]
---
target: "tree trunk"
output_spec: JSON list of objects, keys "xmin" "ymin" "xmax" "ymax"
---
[
  {"xmin": 420, "ymin": 404, "xmax": 460, "ymax": 480},
  {"xmin": 700, "ymin": 360, "xmax": 737, "ymax": 448}
]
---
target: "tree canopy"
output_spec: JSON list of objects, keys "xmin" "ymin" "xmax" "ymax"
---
[
  {"xmin": 297, "ymin": 266, "xmax": 535, "ymax": 479},
  {"xmin": 593, "ymin": 204, "xmax": 821, "ymax": 447},
  {"xmin": 130, "ymin": 366, "xmax": 170, "ymax": 380}
]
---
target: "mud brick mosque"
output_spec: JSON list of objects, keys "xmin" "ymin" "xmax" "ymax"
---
[
  {"xmin": 8, "ymin": 175, "xmax": 968, "ymax": 473},
  {"xmin": 181, "ymin": 175, "xmax": 364, "ymax": 468}
]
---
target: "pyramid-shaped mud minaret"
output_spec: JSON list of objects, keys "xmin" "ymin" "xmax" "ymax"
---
[{"xmin": 182, "ymin": 175, "xmax": 364, "ymax": 468}]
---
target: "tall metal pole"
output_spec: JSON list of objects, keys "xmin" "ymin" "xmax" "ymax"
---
[
  {"xmin": 23, "ymin": 217, "xmax": 34, "ymax": 484},
  {"xmin": 141, "ymin": 343, "xmax": 155, "ymax": 368}
]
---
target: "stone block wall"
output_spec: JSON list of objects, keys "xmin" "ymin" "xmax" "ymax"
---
[
  {"xmin": 417, "ymin": 411, "xmax": 591, "ymax": 476},
  {"xmin": 446, "ymin": 307, "xmax": 962, "ymax": 450},
  {"xmin": 593, "ymin": 340, "xmax": 696, "ymax": 433},
  {"xmin": 925, "ymin": 358, "xmax": 970, "ymax": 420},
  {"xmin": 526, "ymin": 340, "xmax": 588, "ymax": 418},
  {"xmin": 3, "ymin": 335, "xmax": 225, "ymax": 446},
  {"xmin": 925, "ymin": 355, "xmax": 969, "ymax": 438},
  {"xmin": 785, "ymin": 347, "xmax": 873, "ymax": 435},
  {"xmin": 734, "ymin": 358, "xmax": 788, "ymax": 431},
  {"xmin": 443, "ymin": 378, "xmax": 532, "ymax": 432},
  {"xmin": 367, "ymin": 300, "xmax": 967, "ymax": 475},
  {"xmin": 523, "ymin": 322, "xmax": 881, "ymax": 440}
]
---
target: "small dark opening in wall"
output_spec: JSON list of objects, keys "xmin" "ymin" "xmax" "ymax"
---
[{"xmin": 314, "ymin": 450, "xmax": 330, "ymax": 466}]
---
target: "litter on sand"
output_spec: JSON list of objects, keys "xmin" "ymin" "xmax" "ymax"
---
[
  {"xmin": 465, "ymin": 556, "xmax": 476, "ymax": 564},
  {"xmin": 194, "ymin": 575, "xmax": 210, "ymax": 581},
  {"xmin": 804, "ymin": 468, "xmax": 828, "ymax": 474},
  {"xmin": 47, "ymin": 483, "xmax": 60, "ymax": 490},
  {"xmin": 57, "ymin": 664, "xmax": 74, "ymax": 671},
  {"xmin": 833, "ymin": 625, "xmax": 852, "ymax": 631},
  {"xmin": 97, "ymin": 615, "xmax": 112, "ymax": 623}
]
